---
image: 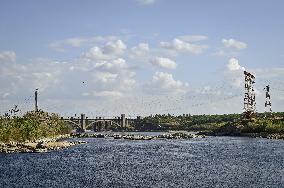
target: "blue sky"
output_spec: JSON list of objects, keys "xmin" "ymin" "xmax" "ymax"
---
[{"xmin": 0, "ymin": 0, "xmax": 284, "ymax": 117}]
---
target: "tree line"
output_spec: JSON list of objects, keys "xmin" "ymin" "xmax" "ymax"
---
[{"xmin": 134, "ymin": 112, "xmax": 284, "ymax": 132}]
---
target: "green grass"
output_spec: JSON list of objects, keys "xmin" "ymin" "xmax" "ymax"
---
[{"xmin": 0, "ymin": 110, "xmax": 71, "ymax": 143}]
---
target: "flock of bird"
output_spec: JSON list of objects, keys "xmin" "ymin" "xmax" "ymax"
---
[{"xmin": 1, "ymin": 78, "xmax": 284, "ymax": 118}]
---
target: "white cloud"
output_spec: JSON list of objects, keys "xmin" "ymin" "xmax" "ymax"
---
[
  {"xmin": 136, "ymin": 0, "xmax": 157, "ymax": 5},
  {"xmin": 150, "ymin": 72, "xmax": 188, "ymax": 93},
  {"xmin": 83, "ymin": 46, "xmax": 111, "ymax": 60},
  {"xmin": 92, "ymin": 58, "xmax": 137, "ymax": 95},
  {"xmin": 0, "ymin": 51, "xmax": 16, "ymax": 62},
  {"xmin": 103, "ymin": 40, "xmax": 127, "ymax": 55},
  {"xmin": 131, "ymin": 43, "xmax": 149, "ymax": 57},
  {"xmin": 178, "ymin": 35, "xmax": 208, "ymax": 42},
  {"xmin": 222, "ymin": 39, "xmax": 247, "ymax": 50},
  {"xmin": 160, "ymin": 38, "xmax": 208, "ymax": 54},
  {"xmin": 0, "ymin": 59, "xmax": 65, "ymax": 96},
  {"xmin": 227, "ymin": 58, "xmax": 245, "ymax": 71},
  {"xmin": 95, "ymin": 72, "xmax": 118, "ymax": 83},
  {"xmin": 0, "ymin": 55, "xmax": 137, "ymax": 111},
  {"xmin": 49, "ymin": 36, "xmax": 119, "ymax": 52},
  {"xmin": 225, "ymin": 58, "xmax": 246, "ymax": 88},
  {"xmin": 150, "ymin": 57, "xmax": 177, "ymax": 69},
  {"xmin": 82, "ymin": 40, "xmax": 127, "ymax": 61},
  {"xmin": 95, "ymin": 58, "xmax": 128, "ymax": 73}
]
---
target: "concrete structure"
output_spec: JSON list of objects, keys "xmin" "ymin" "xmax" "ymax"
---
[
  {"xmin": 80, "ymin": 114, "xmax": 86, "ymax": 131},
  {"xmin": 63, "ymin": 114, "xmax": 137, "ymax": 132},
  {"xmin": 121, "ymin": 114, "xmax": 126, "ymax": 128}
]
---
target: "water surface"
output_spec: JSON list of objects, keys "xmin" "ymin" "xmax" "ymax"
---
[{"xmin": 0, "ymin": 135, "xmax": 283, "ymax": 187}]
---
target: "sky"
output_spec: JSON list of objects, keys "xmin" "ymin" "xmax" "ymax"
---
[{"xmin": 0, "ymin": 0, "xmax": 284, "ymax": 117}]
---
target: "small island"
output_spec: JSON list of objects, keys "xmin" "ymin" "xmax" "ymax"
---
[{"xmin": 1, "ymin": 110, "xmax": 284, "ymax": 153}]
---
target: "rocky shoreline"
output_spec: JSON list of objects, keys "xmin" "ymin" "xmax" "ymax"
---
[
  {"xmin": 199, "ymin": 131, "xmax": 284, "ymax": 140},
  {"xmin": 0, "ymin": 134, "xmax": 86, "ymax": 154},
  {"xmin": 70, "ymin": 132, "xmax": 206, "ymax": 140},
  {"xmin": 3, "ymin": 131, "xmax": 282, "ymax": 154},
  {"xmin": 243, "ymin": 133, "xmax": 284, "ymax": 140}
]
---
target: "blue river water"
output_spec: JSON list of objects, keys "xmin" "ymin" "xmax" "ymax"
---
[{"xmin": 0, "ymin": 134, "xmax": 284, "ymax": 188}]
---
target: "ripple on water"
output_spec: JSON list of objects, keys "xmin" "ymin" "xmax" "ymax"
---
[{"xmin": 0, "ymin": 136, "xmax": 284, "ymax": 187}]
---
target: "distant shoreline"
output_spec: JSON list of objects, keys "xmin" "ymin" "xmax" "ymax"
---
[{"xmin": 1, "ymin": 131, "xmax": 284, "ymax": 154}]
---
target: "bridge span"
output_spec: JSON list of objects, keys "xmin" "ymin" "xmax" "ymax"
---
[{"xmin": 62, "ymin": 114, "xmax": 141, "ymax": 132}]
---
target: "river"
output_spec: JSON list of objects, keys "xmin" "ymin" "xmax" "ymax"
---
[{"xmin": 0, "ymin": 134, "xmax": 283, "ymax": 187}]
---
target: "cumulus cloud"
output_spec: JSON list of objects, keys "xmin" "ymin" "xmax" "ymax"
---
[
  {"xmin": 227, "ymin": 58, "xmax": 245, "ymax": 71},
  {"xmin": 225, "ymin": 58, "xmax": 246, "ymax": 88},
  {"xmin": 92, "ymin": 58, "xmax": 136, "ymax": 94},
  {"xmin": 222, "ymin": 39, "xmax": 247, "ymax": 50},
  {"xmin": 69, "ymin": 57, "xmax": 136, "ymax": 98},
  {"xmin": 0, "ymin": 54, "xmax": 137, "ymax": 110},
  {"xmin": 103, "ymin": 40, "xmax": 127, "ymax": 55},
  {"xmin": 150, "ymin": 57, "xmax": 177, "ymax": 69},
  {"xmin": 95, "ymin": 58, "xmax": 128, "ymax": 73},
  {"xmin": 0, "ymin": 51, "xmax": 16, "ymax": 62},
  {"xmin": 83, "ymin": 46, "xmax": 111, "ymax": 60},
  {"xmin": 0, "ymin": 59, "xmax": 65, "ymax": 97},
  {"xmin": 95, "ymin": 72, "xmax": 118, "ymax": 83},
  {"xmin": 150, "ymin": 72, "xmax": 188, "ymax": 93},
  {"xmin": 160, "ymin": 38, "xmax": 208, "ymax": 54},
  {"xmin": 136, "ymin": 0, "xmax": 157, "ymax": 5},
  {"xmin": 131, "ymin": 43, "xmax": 149, "ymax": 57},
  {"xmin": 82, "ymin": 40, "xmax": 127, "ymax": 61}
]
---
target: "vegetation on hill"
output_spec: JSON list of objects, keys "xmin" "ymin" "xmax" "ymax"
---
[
  {"xmin": 212, "ymin": 116, "xmax": 284, "ymax": 136},
  {"xmin": 135, "ymin": 112, "xmax": 284, "ymax": 133},
  {"xmin": 1, "ymin": 109, "xmax": 283, "ymax": 142},
  {"xmin": 0, "ymin": 110, "xmax": 71, "ymax": 143}
]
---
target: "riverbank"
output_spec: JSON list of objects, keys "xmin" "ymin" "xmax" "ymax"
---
[
  {"xmin": 199, "ymin": 131, "xmax": 284, "ymax": 140},
  {"xmin": 2, "ymin": 130, "xmax": 283, "ymax": 154},
  {"xmin": 0, "ymin": 134, "xmax": 86, "ymax": 153},
  {"xmin": 70, "ymin": 132, "xmax": 206, "ymax": 140}
]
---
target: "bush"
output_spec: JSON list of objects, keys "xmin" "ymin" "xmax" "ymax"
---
[{"xmin": 0, "ymin": 110, "xmax": 71, "ymax": 143}]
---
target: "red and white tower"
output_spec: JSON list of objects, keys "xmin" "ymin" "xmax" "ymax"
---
[
  {"xmin": 243, "ymin": 71, "xmax": 256, "ymax": 119},
  {"xmin": 264, "ymin": 85, "xmax": 272, "ymax": 112}
]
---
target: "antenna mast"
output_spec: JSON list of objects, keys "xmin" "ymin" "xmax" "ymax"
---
[
  {"xmin": 243, "ymin": 71, "xmax": 256, "ymax": 119},
  {"xmin": 264, "ymin": 85, "xmax": 272, "ymax": 112}
]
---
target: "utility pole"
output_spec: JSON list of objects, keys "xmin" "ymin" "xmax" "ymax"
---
[
  {"xmin": 35, "ymin": 88, "xmax": 38, "ymax": 112},
  {"xmin": 243, "ymin": 71, "xmax": 256, "ymax": 119}
]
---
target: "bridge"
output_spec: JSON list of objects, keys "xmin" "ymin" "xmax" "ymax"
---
[{"xmin": 62, "ymin": 114, "xmax": 140, "ymax": 132}]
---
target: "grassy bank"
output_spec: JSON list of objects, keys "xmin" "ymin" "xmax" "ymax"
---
[
  {"xmin": 134, "ymin": 113, "xmax": 284, "ymax": 134},
  {"xmin": 0, "ymin": 110, "xmax": 71, "ymax": 143},
  {"xmin": 209, "ymin": 117, "xmax": 284, "ymax": 136}
]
